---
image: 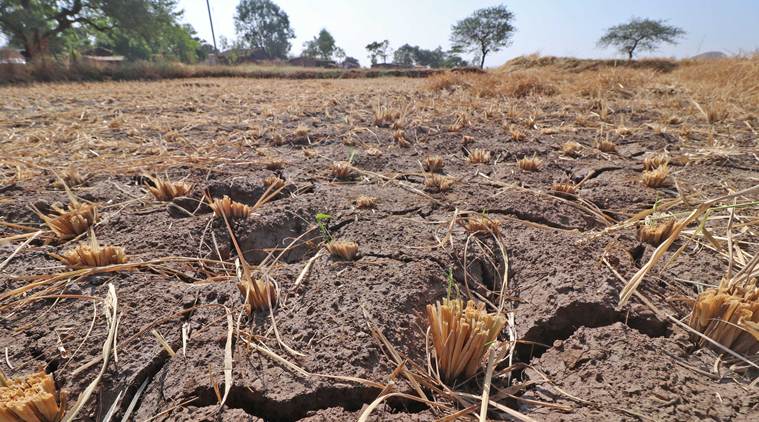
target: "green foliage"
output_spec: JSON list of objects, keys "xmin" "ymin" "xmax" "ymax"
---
[
  {"xmin": 315, "ymin": 213, "xmax": 332, "ymax": 242},
  {"xmin": 446, "ymin": 269, "xmax": 460, "ymax": 300},
  {"xmin": 234, "ymin": 0, "xmax": 294, "ymax": 59},
  {"xmin": 365, "ymin": 40, "xmax": 390, "ymax": 65},
  {"xmin": 302, "ymin": 28, "xmax": 341, "ymax": 61},
  {"xmin": 0, "ymin": 0, "xmax": 200, "ymax": 62},
  {"xmin": 450, "ymin": 4, "xmax": 515, "ymax": 68},
  {"xmin": 392, "ymin": 44, "xmax": 466, "ymax": 68},
  {"xmin": 598, "ymin": 18, "xmax": 685, "ymax": 60}
]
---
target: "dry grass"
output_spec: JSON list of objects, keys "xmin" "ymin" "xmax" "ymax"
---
[
  {"xmin": 0, "ymin": 370, "xmax": 62, "ymax": 421},
  {"xmin": 517, "ymin": 156, "xmax": 542, "ymax": 172},
  {"xmin": 145, "ymin": 175, "xmax": 191, "ymax": 201},
  {"xmin": 422, "ymin": 156, "xmax": 445, "ymax": 173},
  {"xmin": 424, "ymin": 174, "xmax": 453, "ymax": 192},
  {"xmin": 392, "ymin": 129, "xmax": 409, "ymax": 146},
  {"xmin": 507, "ymin": 125, "xmax": 526, "ymax": 141},
  {"xmin": 330, "ymin": 161, "xmax": 355, "ymax": 180},
  {"xmin": 209, "ymin": 196, "xmax": 251, "ymax": 219},
  {"xmin": 462, "ymin": 215, "xmax": 501, "ymax": 236},
  {"xmin": 264, "ymin": 159, "xmax": 286, "ymax": 170},
  {"xmin": 561, "ymin": 141, "xmax": 583, "ymax": 157},
  {"xmin": 426, "ymin": 298, "xmax": 506, "ymax": 383},
  {"xmin": 637, "ymin": 218, "xmax": 675, "ymax": 245},
  {"xmin": 52, "ymin": 168, "xmax": 86, "ymax": 189},
  {"xmin": 594, "ymin": 137, "xmax": 617, "ymax": 153},
  {"xmin": 326, "ymin": 240, "xmax": 359, "ymax": 260},
  {"xmin": 551, "ymin": 182, "xmax": 578, "ymax": 195},
  {"xmin": 237, "ymin": 276, "xmax": 277, "ymax": 314},
  {"xmin": 641, "ymin": 164, "xmax": 670, "ymax": 188},
  {"xmin": 355, "ymin": 195, "xmax": 378, "ymax": 209},
  {"xmin": 263, "ymin": 175, "xmax": 286, "ymax": 190},
  {"xmin": 373, "ymin": 104, "xmax": 400, "ymax": 128},
  {"xmin": 55, "ymin": 233, "xmax": 127, "ymax": 267},
  {"xmin": 689, "ymin": 283, "xmax": 759, "ymax": 355},
  {"xmin": 466, "ymin": 148, "xmax": 491, "ymax": 165},
  {"xmin": 34, "ymin": 201, "xmax": 97, "ymax": 241},
  {"xmin": 643, "ymin": 152, "xmax": 671, "ymax": 171}
]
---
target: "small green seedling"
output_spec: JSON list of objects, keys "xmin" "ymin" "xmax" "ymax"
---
[{"xmin": 315, "ymin": 213, "xmax": 332, "ymax": 242}]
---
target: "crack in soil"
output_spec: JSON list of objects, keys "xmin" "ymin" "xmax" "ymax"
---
[{"xmin": 187, "ymin": 383, "xmax": 382, "ymax": 421}]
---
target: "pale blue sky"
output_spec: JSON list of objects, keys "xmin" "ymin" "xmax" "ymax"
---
[{"xmin": 182, "ymin": 0, "xmax": 758, "ymax": 66}]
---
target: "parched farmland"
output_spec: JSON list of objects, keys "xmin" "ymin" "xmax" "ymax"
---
[{"xmin": 1, "ymin": 58, "xmax": 758, "ymax": 421}]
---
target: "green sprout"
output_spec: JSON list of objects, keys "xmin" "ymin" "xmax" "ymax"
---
[{"xmin": 315, "ymin": 213, "xmax": 332, "ymax": 242}]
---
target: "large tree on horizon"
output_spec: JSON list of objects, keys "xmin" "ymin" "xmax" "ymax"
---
[
  {"xmin": 0, "ymin": 0, "xmax": 185, "ymax": 60},
  {"xmin": 598, "ymin": 17, "xmax": 685, "ymax": 60},
  {"xmin": 302, "ymin": 28, "xmax": 343, "ymax": 61},
  {"xmin": 234, "ymin": 0, "xmax": 294, "ymax": 59},
  {"xmin": 450, "ymin": 4, "xmax": 515, "ymax": 69}
]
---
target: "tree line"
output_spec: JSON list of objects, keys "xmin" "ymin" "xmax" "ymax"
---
[{"xmin": 0, "ymin": 1, "xmax": 685, "ymax": 67}]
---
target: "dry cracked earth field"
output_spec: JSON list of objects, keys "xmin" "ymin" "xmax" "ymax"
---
[{"xmin": 1, "ymin": 63, "xmax": 758, "ymax": 421}]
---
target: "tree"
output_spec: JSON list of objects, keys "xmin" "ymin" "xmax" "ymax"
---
[
  {"xmin": 0, "ymin": 0, "xmax": 184, "ymax": 61},
  {"xmin": 365, "ymin": 40, "xmax": 389, "ymax": 65},
  {"xmin": 598, "ymin": 17, "xmax": 685, "ymax": 60},
  {"xmin": 234, "ymin": 0, "xmax": 294, "ymax": 59},
  {"xmin": 302, "ymin": 28, "xmax": 339, "ymax": 61},
  {"xmin": 392, "ymin": 44, "xmax": 467, "ymax": 68},
  {"xmin": 450, "ymin": 4, "xmax": 515, "ymax": 69}
]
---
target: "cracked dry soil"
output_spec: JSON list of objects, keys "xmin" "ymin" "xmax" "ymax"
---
[{"xmin": 1, "ymin": 75, "xmax": 757, "ymax": 420}]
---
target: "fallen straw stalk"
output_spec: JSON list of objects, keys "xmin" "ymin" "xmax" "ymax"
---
[{"xmin": 426, "ymin": 299, "xmax": 506, "ymax": 383}]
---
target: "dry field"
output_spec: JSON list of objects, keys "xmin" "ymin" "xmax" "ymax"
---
[{"xmin": 1, "ymin": 57, "xmax": 758, "ymax": 421}]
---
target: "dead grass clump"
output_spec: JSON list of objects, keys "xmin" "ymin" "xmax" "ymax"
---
[
  {"xmin": 424, "ymin": 72, "xmax": 462, "ymax": 91},
  {"xmin": 689, "ymin": 283, "xmax": 759, "ymax": 355},
  {"xmin": 641, "ymin": 164, "xmax": 670, "ymax": 188},
  {"xmin": 355, "ymin": 195, "xmax": 378, "ymax": 209},
  {"xmin": 595, "ymin": 137, "xmax": 617, "ymax": 153},
  {"xmin": 448, "ymin": 112, "xmax": 470, "ymax": 132},
  {"xmin": 517, "ymin": 156, "xmax": 542, "ymax": 172},
  {"xmin": 330, "ymin": 161, "xmax": 355, "ymax": 180},
  {"xmin": 237, "ymin": 276, "xmax": 277, "ymax": 314},
  {"xmin": 0, "ymin": 370, "xmax": 62, "ymax": 422},
  {"xmin": 264, "ymin": 159, "xmax": 286, "ymax": 170},
  {"xmin": 373, "ymin": 104, "xmax": 400, "ymax": 128},
  {"xmin": 326, "ymin": 239, "xmax": 359, "ymax": 260},
  {"xmin": 508, "ymin": 125, "xmax": 526, "ymax": 141},
  {"xmin": 209, "ymin": 196, "xmax": 251, "ymax": 219},
  {"xmin": 561, "ymin": 141, "xmax": 583, "ymax": 157},
  {"xmin": 35, "ymin": 201, "xmax": 97, "ymax": 241},
  {"xmin": 638, "ymin": 218, "xmax": 675, "ymax": 245},
  {"xmin": 263, "ymin": 175, "xmax": 286, "ymax": 190},
  {"xmin": 294, "ymin": 125, "xmax": 310, "ymax": 138},
  {"xmin": 53, "ymin": 168, "xmax": 86, "ymax": 189},
  {"xmin": 426, "ymin": 299, "xmax": 506, "ymax": 383},
  {"xmin": 422, "ymin": 155, "xmax": 445, "ymax": 173},
  {"xmin": 551, "ymin": 182, "xmax": 578, "ymax": 195},
  {"xmin": 392, "ymin": 129, "xmax": 409, "ymax": 146},
  {"xmin": 466, "ymin": 148, "xmax": 491, "ymax": 164},
  {"xmin": 145, "ymin": 175, "xmax": 191, "ymax": 201},
  {"xmin": 56, "ymin": 234, "xmax": 127, "ymax": 267},
  {"xmin": 424, "ymin": 174, "xmax": 453, "ymax": 192},
  {"xmin": 365, "ymin": 147, "xmax": 382, "ymax": 157},
  {"xmin": 463, "ymin": 215, "xmax": 501, "ymax": 235},
  {"xmin": 643, "ymin": 152, "xmax": 671, "ymax": 171}
]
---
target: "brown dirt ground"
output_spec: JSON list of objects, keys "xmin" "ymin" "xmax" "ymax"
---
[{"xmin": 1, "ymin": 70, "xmax": 758, "ymax": 421}]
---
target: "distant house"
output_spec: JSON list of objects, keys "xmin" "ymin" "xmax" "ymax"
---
[
  {"xmin": 0, "ymin": 48, "xmax": 26, "ymax": 65},
  {"xmin": 340, "ymin": 57, "xmax": 360, "ymax": 69},
  {"xmin": 288, "ymin": 57, "xmax": 337, "ymax": 68}
]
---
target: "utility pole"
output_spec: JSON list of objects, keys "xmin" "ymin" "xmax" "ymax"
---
[{"xmin": 206, "ymin": 0, "xmax": 217, "ymax": 52}]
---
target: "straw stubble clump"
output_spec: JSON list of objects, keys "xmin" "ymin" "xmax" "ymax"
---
[
  {"xmin": 0, "ymin": 370, "xmax": 63, "ymax": 422},
  {"xmin": 56, "ymin": 235, "xmax": 127, "ymax": 267},
  {"xmin": 355, "ymin": 195, "xmax": 378, "ymax": 209},
  {"xmin": 466, "ymin": 148, "xmax": 491, "ymax": 164},
  {"xmin": 638, "ymin": 218, "xmax": 675, "ymax": 245},
  {"xmin": 463, "ymin": 215, "xmax": 501, "ymax": 236},
  {"xmin": 36, "ymin": 201, "xmax": 97, "ymax": 241},
  {"xmin": 422, "ymin": 156, "xmax": 445, "ymax": 173},
  {"xmin": 427, "ymin": 299, "xmax": 506, "ymax": 383},
  {"xmin": 424, "ymin": 174, "xmax": 453, "ymax": 192},
  {"xmin": 326, "ymin": 239, "xmax": 359, "ymax": 260},
  {"xmin": 689, "ymin": 283, "xmax": 759, "ymax": 355},
  {"xmin": 641, "ymin": 163, "xmax": 670, "ymax": 187},
  {"xmin": 237, "ymin": 276, "xmax": 277, "ymax": 315},
  {"xmin": 209, "ymin": 196, "xmax": 251, "ymax": 219},
  {"xmin": 145, "ymin": 175, "xmax": 191, "ymax": 201}
]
